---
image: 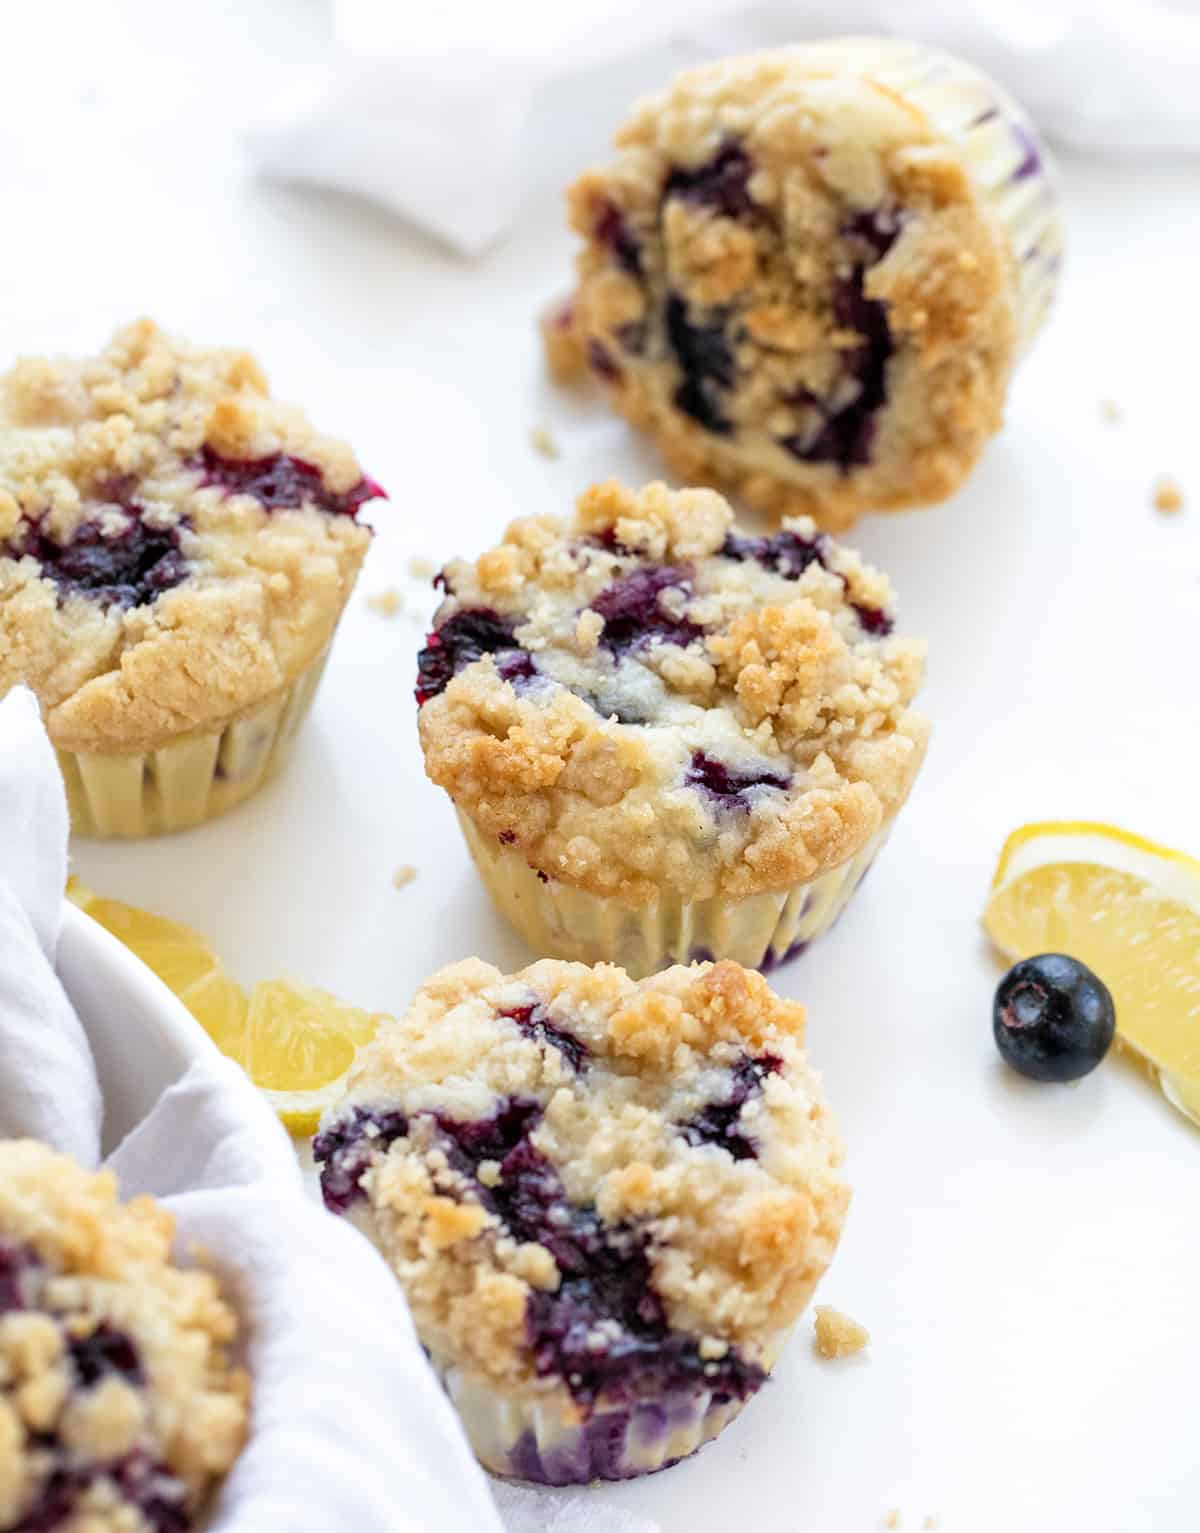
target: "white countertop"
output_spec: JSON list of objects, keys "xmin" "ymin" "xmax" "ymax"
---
[{"xmin": 12, "ymin": 3, "xmax": 1199, "ymax": 1529}]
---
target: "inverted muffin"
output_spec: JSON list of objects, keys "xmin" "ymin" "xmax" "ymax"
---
[
  {"xmin": 416, "ymin": 479, "xmax": 928, "ymax": 977},
  {"xmin": 0, "ymin": 319, "xmax": 384, "ymax": 836},
  {"xmin": 314, "ymin": 956, "xmax": 848, "ymax": 1484},
  {"xmin": 548, "ymin": 38, "xmax": 1061, "ymax": 530},
  {"xmin": 0, "ymin": 1139, "xmax": 247, "ymax": 1530}
]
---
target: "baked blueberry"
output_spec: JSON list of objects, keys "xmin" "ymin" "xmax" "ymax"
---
[{"xmin": 993, "ymin": 954, "xmax": 1116, "ymax": 1082}]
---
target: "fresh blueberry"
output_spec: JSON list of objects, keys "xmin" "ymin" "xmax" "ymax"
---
[
  {"xmin": 663, "ymin": 142, "xmax": 755, "ymax": 220},
  {"xmin": 10, "ymin": 514, "xmax": 190, "ymax": 610},
  {"xmin": 197, "ymin": 445, "xmax": 384, "ymax": 518},
  {"xmin": 993, "ymin": 954, "xmax": 1116, "ymax": 1082},
  {"xmin": 589, "ymin": 565, "xmax": 701, "ymax": 657},
  {"xmin": 415, "ymin": 607, "xmax": 536, "ymax": 705}
]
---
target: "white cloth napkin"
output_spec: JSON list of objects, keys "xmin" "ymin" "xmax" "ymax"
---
[
  {"xmin": 0, "ymin": 686, "xmax": 503, "ymax": 1533},
  {"xmin": 248, "ymin": 0, "xmax": 1200, "ymax": 255}
]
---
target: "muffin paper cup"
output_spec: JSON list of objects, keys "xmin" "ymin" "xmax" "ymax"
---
[
  {"xmin": 457, "ymin": 806, "xmax": 893, "ymax": 980},
  {"xmin": 849, "ymin": 38, "xmax": 1063, "ymax": 354},
  {"xmin": 58, "ymin": 648, "xmax": 331, "ymax": 838}
]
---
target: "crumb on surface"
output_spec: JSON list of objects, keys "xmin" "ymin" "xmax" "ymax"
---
[
  {"xmin": 408, "ymin": 556, "xmax": 435, "ymax": 580},
  {"xmin": 814, "ymin": 1304, "xmax": 870, "ymax": 1358},
  {"xmin": 392, "ymin": 865, "xmax": 418, "ymax": 890},
  {"xmin": 923, "ymin": 1518, "xmax": 939, "ymax": 1530},
  {"xmin": 885, "ymin": 1512, "xmax": 901, "ymax": 1530},
  {"xmin": 530, "ymin": 424, "xmax": 560, "ymax": 459},
  {"xmin": 1100, "ymin": 399, "xmax": 1121, "ymax": 424},
  {"xmin": 1153, "ymin": 476, "xmax": 1184, "ymax": 514},
  {"xmin": 367, "ymin": 587, "xmax": 404, "ymax": 617}
]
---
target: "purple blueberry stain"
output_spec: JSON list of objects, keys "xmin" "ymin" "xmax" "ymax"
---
[
  {"xmin": 758, "ymin": 937, "xmax": 810, "ymax": 974},
  {"xmin": 314, "ymin": 1106, "xmax": 410, "ymax": 1214},
  {"xmin": 593, "ymin": 200, "xmax": 642, "ymax": 276},
  {"xmin": 664, "ymin": 142, "xmax": 756, "ymax": 220},
  {"xmin": 665, "ymin": 294, "xmax": 735, "ymax": 435},
  {"xmin": 415, "ymin": 607, "xmax": 537, "ymax": 705},
  {"xmin": 589, "ymin": 565, "xmax": 701, "ymax": 657},
  {"xmin": 1011, "ymin": 121, "xmax": 1042, "ymax": 180},
  {"xmin": 69, "ymin": 1323, "xmax": 144, "ymax": 1389},
  {"xmin": 678, "ymin": 1053, "xmax": 782, "ymax": 1161},
  {"xmin": 197, "ymin": 445, "xmax": 385, "ymax": 519},
  {"xmin": 721, "ymin": 529, "xmax": 828, "ymax": 580},
  {"xmin": 500, "ymin": 1000, "xmax": 590, "ymax": 1073},
  {"xmin": 7, "ymin": 511, "xmax": 190, "ymax": 611},
  {"xmin": 685, "ymin": 751, "xmax": 789, "ymax": 808},
  {"xmin": 850, "ymin": 601, "xmax": 893, "ymax": 637},
  {"xmin": 588, "ymin": 340, "xmax": 621, "ymax": 381},
  {"xmin": 0, "ymin": 1241, "xmax": 39, "ymax": 1313}
]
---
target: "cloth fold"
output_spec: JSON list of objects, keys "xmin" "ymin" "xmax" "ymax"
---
[{"xmin": 248, "ymin": 0, "xmax": 1200, "ymax": 255}]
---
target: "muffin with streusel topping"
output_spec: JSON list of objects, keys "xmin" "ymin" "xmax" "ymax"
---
[
  {"xmin": 0, "ymin": 320, "xmax": 384, "ymax": 836},
  {"xmin": 547, "ymin": 38, "xmax": 1061, "ymax": 530},
  {"xmin": 314, "ymin": 956, "xmax": 847, "ymax": 1484},
  {"xmin": 416, "ymin": 479, "xmax": 928, "ymax": 977},
  {"xmin": 0, "ymin": 1139, "xmax": 248, "ymax": 1531}
]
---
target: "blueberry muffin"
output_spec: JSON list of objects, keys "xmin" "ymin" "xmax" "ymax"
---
[
  {"xmin": 315, "ymin": 956, "xmax": 847, "ymax": 1483},
  {"xmin": 0, "ymin": 320, "xmax": 384, "ymax": 836},
  {"xmin": 0, "ymin": 1140, "xmax": 248, "ymax": 1530},
  {"xmin": 547, "ymin": 38, "xmax": 1061, "ymax": 531},
  {"xmin": 416, "ymin": 479, "xmax": 928, "ymax": 977}
]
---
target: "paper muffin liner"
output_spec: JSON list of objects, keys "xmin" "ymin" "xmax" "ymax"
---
[
  {"xmin": 58, "ymin": 648, "xmax": 331, "ymax": 838},
  {"xmin": 432, "ymin": 1338, "xmax": 785, "ymax": 1486},
  {"xmin": 457, "ymin": 806, "xmax": 894, "ymax": 980},
  {"xmin": 846, "ymin": 37, "xmax": 1063, "ymax": 354}
]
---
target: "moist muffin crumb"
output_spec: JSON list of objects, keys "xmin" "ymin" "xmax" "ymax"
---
[
  {"xmin": 416, "ymin": 477, "xmax": 928, "ymax": 973},
  {"xmin": 315, "ymin": 955, "xmax": 848, "ymax": 1484},
  {"xmin": 0, "ymin": 1139, "xmax": 248, "ymax": 1531}
]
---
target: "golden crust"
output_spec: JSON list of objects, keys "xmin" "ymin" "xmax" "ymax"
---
[
  {"xmin": 327, "ymin": 957, "xmax": 848, "ymax": 1401},
  {"xmin": 418, "ymin": 480, "xmax": 928, "ymax": 903},
  {"xmin": 0, "ymin": 320, "xmax": 374, "ymax": 753},
  {"xmin": 0, "ymin": 1140, "xmax": 247, "ymax": 1528},
  {"xmin": 549, "ymin": 41, "xmax": 1020, "ymax": 530}
]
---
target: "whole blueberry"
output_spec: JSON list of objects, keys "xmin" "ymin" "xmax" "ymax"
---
[{"xmin": 993, "ymin": 954, "xmax": 1115, "ymax": 1082}]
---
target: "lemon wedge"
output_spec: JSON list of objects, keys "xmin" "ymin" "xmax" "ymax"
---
[
  {"xmin": 67, "ymin": 881, "xmax": 382, "ymax": 1135},
  {"xmin": 983, "ymin": 821, "xmax": 1200, "ymax": 1127}
]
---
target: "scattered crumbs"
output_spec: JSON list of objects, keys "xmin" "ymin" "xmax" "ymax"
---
[
  {"xmin": 408, "ymin": 556, "xmax": 435, "ymax": 580},
  {"xmin": 1100, "ymin": 398, "xmax": 1121, "ymax": 424},
  {"xmin": 923, "ymin": 1518, "xmax": 939, "ymax": 1530},
  {"xmin": 367, "ymin": 587, "xmax": 404, "ymax": 618},
  {"xmin": 1153, "ymin": 476, "xmax": 1185, "ymax": 514},
  {"xmin": 530, "ymin": 423, "xmax": 560, "ymax": 459},
  {"xmin": 391, "ymin": 865, "xmax": 418, "ymax": 890},
  {"xmin": 885, "ymin": 1512, "xmax": 901, "ymax": 1530},
  {"xmin": 814, "ymin": 1304, "xmax": 871, "ymax": 1359}
]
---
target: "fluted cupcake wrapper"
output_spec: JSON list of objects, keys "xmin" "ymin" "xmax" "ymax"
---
[
  {"xmin": 434, "ymin": 1350, "xmax": 779, "ymax": 1486},
  {"xmin": 852, "ymin": 38, "xmax": 1063, "ymax": 354},
  {"xmin": 59, "ymin": 648, "xmax": 331, "ymax": 838},
  {"xmin": 457, "ymin": 806, "xmax": 893, "ymax": 980}
]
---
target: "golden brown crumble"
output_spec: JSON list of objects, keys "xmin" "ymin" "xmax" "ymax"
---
[
  {"xmin": 813, "ymin": 1304, "xmax": 870, "ymax": 1358},
  {"xmin": 548, "ymin": 40, "xmax": 1045, "ymax": 530},
  {"xmin": 1153, "ymin": 477, "xmax": 1184, "ymax": 514},
  {"xmin": 391, "ymin": 864, "xmax": 418, "ymax": 889},
  {"xmin": 367, "ymin": 587, "xmax": 404, "ymax": 617},
  {"xmin": 418, "ymin": 479, "xmax": 928, "ymax": 903},
  {"xmin": 529, "ymin": 424, "xmax": 560, "ymax": 460},
  {"xmin": 0, "ymin": 1140, "xmax": 247, "ymax": 1529},
  {"xmin": 328, "ymin": 956, "xmax": 847, "ymax": 1401},
  {"xmin": 0, "ymin": 320, "xmax": 372, "ymax": 754}
]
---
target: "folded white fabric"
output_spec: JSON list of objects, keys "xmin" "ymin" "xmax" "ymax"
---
[
  {"xmin": 0, "ymin": 685, "xmax": 504, "ymax": 1533},
  {"xmin": 247, "ymin": 0, "xmax": 1200, "ymax": 255}
]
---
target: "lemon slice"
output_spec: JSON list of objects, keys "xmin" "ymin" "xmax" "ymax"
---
[
  {"xmin": 246, "ymin": 979, "xmax": 384, "ymax": 1135},
  {"xmin": 983, "ymin": 821, "xmax": 1200, "ymax": 1126},
  {"xmin": 67, "ymin": 881, "xmax": 382, "ymax": 1135}
]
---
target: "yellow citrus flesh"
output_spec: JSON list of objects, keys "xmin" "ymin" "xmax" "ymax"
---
[
  {"xmin": 246, "ymin": 980, "xmax": 384, "ymax": 1135},
  {"xmin": 67, "ymin": 881, "xmax": 380, "ymax": 1136},
  {"xmin": 984, "ymin": 822, "xmax": 1200, "ymax": 1127}
]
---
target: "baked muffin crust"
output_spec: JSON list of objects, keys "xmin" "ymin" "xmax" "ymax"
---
[{"xmin": 0, "ymin": 320, "xmax": 381, "ymax": 754}]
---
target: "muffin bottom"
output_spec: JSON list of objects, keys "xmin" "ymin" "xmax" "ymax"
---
[
  {"xmin": 457, "ymin": 807, "xmax": 891, "ymax": 979},
  {"xmin": 58, "ymin": 648, "xmax": 330, "ymax": 837},
  {"xmin": 437, "ymin": 1357, "xmax": 762, "ymax": 1486}
]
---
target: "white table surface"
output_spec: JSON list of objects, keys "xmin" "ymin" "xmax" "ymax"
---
[{"xmin": 11, "ymin": 4, "xmax": 1199, "ymax": 1530}]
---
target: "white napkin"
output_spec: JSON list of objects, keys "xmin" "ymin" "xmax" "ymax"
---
[
  {"xmin": 248, "ymin": 0, "xmax": 1200, "ymax": 255},
  {"xmin": 0, "ymin": 685, "xmax": 503, "ymax": 1533}
]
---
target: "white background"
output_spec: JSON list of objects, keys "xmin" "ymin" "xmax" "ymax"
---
[{"xmin": 7, "ymin": 2, "xmax": 1199, "ymax": 1529}]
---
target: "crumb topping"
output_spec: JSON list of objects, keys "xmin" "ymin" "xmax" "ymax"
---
[
  {"xmin": 813, "ymin": 1304, "xmax": 870, "ymax": 1358},
  {"xmin": 0, "ymin": 1140, "xmax": 247, "ymax": 1531},
  {"xmin": 550, "ymin": 39, "xmax": 1025, "ymax": 530},
  {"xmin": 315, "ymin": 957, "xmax": 847, "ymax": 1411},
  {"xmin": 417, "ymin": 480, "xmax": 928, "ymax": 902},
  {"xmin": 0, "ymin": 320, "xmax": 381, "ymax": 753}
]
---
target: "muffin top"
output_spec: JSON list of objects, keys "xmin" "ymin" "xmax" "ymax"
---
[
  {"xmin": 0, "ymin": 320, "xmax": 382, "ymax": 754},
  {"xmin": 417, "ymin": 480, "xmax": 928, "ymax": 903},
  {"xmin": 0, "ymin": 1139, "xmax": 248, "ymax": 1532},
  {"xmin": 553, "ymin": 38, "xmax": 1031, "ymax": 528},
  {"xmin": 315, "ymin": 957, "xmax": 848, "ymax": 1413}
]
